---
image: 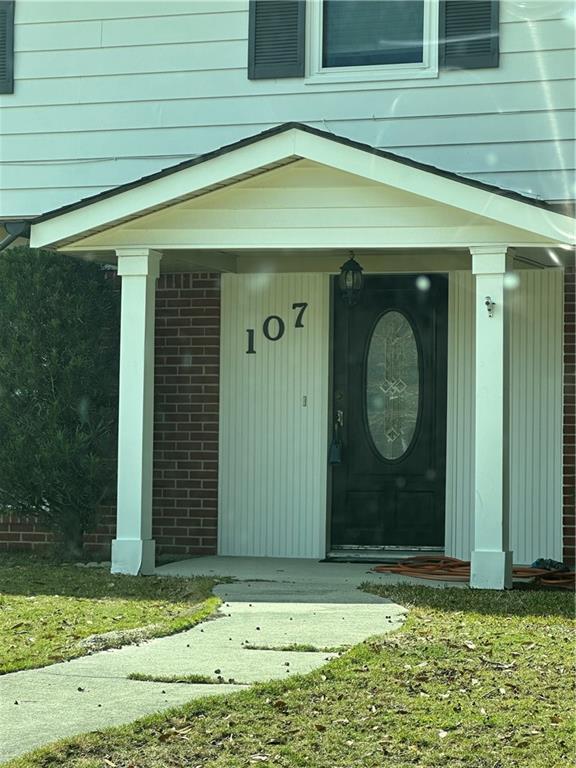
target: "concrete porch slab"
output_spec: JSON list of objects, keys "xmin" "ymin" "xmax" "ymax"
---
[{"xmin": 155, "ymin": 555, "xmax": 467, "ymax": 590}]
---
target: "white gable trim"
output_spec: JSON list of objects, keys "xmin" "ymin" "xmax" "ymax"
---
[
  {"xmin": 30, "ymin": 127, "xmax": 575, "ymax": 249},
  {"xmin": 293, "ymin": 131, "xmax": 574, "ymax": 244},
  {"xmin": 31, "ymin": 133, "xmax": 300, "ymax": 249}
]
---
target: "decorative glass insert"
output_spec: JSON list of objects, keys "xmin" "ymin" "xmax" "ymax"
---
[
  {"xmin": 323, "ymin": 1, "xmax": 424, "ymax": 68},
  {"xmin": 366, "ymin": 311, "xmax": 419, "ymax": 461}
]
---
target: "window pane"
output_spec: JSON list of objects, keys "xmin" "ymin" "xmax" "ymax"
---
[
  {"xmin": 323, "ymin": 0, "xmax": 424, "ymax": 68},
  {"xmin": 366, "ymin": 311, "xmax": 420, "ymax": 461}
]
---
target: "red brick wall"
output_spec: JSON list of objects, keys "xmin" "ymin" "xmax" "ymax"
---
[
  {"xmin": 563, "ymin": 265, "xmax": 575, "ymax": 566},
  {"xmin": 0, "ymin": 515, "xmax": 53, "ymax": 551},
  {"xmin": 152, "ymin": 272, "xmax": 220, "ymax": 557},
  {"xmin": 0, "ymin": 271, "xmax": 221, "ymax": 560}
]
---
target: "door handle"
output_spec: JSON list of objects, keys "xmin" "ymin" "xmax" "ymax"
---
[{"xmin": 329, "ymin": 410, "xmax": 344, "ymax": 465}]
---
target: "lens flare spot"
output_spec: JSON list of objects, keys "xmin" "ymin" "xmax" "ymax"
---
[
  {"xmin": 249, "ymin": 273, "xmax": 272, "ymax": 292},
  {"xmin": 503, "ymin": 273, "xmax": 521, "ymax": 290},
  {"xmin": 415, "ymin": 275, "xmax": 431, "ymax": 291}
]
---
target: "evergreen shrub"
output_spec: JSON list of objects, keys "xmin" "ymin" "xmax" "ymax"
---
[{"xmin": 0, "ymin": 246, "xmax": 120, "ymax": 556}]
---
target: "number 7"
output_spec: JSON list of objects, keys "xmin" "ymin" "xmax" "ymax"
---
[{"xmin": 292, "ymin": 302, "xmax": 308, "ymax": 328}]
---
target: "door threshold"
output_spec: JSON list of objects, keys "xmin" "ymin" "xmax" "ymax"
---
[{"xmin": 325, "ymin": 548, "xmax": 444, "ymax": 563}]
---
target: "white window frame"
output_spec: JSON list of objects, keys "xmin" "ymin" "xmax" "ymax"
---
[{"xmin": 306, "ymin": 0, "xmax": 439, "ymax": 85}]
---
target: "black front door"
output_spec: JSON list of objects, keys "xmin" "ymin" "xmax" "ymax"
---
[{"xmin": 330, "ymin": 274, "xmax": 448, "ymax": 550}]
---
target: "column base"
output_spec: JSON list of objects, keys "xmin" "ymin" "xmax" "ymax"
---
[
  {"xmin": 470, "ymin": 549, "xmax": 513, "ymax": 590},
  {"xmin": 111, "ymin": 538, "xmax": 156, "ymax": 575}
]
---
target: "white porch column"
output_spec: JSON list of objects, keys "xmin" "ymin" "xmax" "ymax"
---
[
  {"xmin": 470, "ymin": 246, "xmax": 513, "ymax": 589},
  {"xmin": 111, "ymin": 249, "xmax": 162, "ymax": 575}
]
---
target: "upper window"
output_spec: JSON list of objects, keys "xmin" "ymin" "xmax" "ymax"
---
[
  {"xmin": 248, "ymin": 1, "xmax": 500, "ymax": 82},
  {"xmin": 322, "ymin": 1, "xmax": 425, "ymax": 68},
  {"xmin": 310, "ymin": 0, "xmax": 437, "ymax": 82}
]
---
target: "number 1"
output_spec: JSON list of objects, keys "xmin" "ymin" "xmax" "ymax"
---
[{"xmin": 246, "ymin": 328, "xmax": 256, "ymax": 354}]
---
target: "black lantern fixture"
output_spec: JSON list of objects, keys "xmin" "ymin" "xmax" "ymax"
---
[{"xmin": 338, "ymin": 253, "xmax": 364, "ymax": 307}]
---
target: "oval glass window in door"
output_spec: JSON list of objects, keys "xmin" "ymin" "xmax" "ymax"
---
[{"xmin": 366, "ymin": 311, "xmax": 420, "ymax": 461}]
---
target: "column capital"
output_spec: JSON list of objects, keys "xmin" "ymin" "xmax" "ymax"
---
[
  {"xmin": 116, "ymin": 249, "xmax": 162, "ymax": 278},
  {"xmin": 470, "ymin": 246, "xmax": 514, "ymax": 275}
]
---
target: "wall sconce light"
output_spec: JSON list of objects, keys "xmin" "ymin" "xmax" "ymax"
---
[
  {"xmin": 338, "ymin": 254, "xmax": 364, "ymax": 307},
  {"xmin": 485, "ymin": 296, "xmax": 495, "ymax": 318}
]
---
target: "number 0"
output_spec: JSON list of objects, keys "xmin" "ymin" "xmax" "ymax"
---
[{"xmin": 263, "ymin": 315, "xmax": 285, "ymax": 341}]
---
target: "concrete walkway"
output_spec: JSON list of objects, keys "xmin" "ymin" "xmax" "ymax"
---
[{"xmin": 0, "ymin": 557, "xmax": 432, "ymax": 764}]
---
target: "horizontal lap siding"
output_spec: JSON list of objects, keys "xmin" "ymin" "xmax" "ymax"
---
[
  {"xmin": 75, "ymin": 162, "xmax": 550, "ymax": 251},
  {"xmin": 1, "ymin": 2, "xmax": 574, "ymax": 216}
]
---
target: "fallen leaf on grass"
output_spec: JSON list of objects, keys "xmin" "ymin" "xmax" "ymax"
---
[{"xmin": 480, "ymin": 656, "xmax": 515, "ymax": 670}]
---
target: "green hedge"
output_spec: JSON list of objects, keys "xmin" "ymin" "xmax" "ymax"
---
[{"xmin": 0, "ymin": 247, "xmax": 120, "ymax": 555}]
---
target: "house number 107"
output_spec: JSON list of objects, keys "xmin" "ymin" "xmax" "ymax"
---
[{"xmin": 246, "ymin": 302, "xmax": 308, "ymax": 354}]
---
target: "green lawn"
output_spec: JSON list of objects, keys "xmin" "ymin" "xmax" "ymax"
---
[
  {"xmin": 6, "ymin": 583, "xmax": 574, "ymax": 768},
  {"xmin": 0, "ymin": 553, "xmax": 219, "ymax": 674}
]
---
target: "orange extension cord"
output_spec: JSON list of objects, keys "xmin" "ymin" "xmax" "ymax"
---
[{"xmin": 372, "ymin": 555, "xmax": 576, "ymax": 590}]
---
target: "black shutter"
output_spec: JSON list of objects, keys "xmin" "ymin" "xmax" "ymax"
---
[
  {"xmin": 0, "ymin": 1, "xmax": 14, "ymax": 94},
  {"xmin": 248, "ymin": 0, "xmax": 305, "ymax": 79},
  {"xmin": 440, "ymin": 1, "xmax": 499, "ymax": 69}
]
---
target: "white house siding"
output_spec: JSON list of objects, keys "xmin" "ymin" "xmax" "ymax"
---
[
  {"xmin": 1, "ymin": 0, "xmax": 574, "ymax": 217},
  {"xmin": 218, "ymin": 273, "xmax": 330, "ymax": 558},
  {"xmin": 445, "ymin": 269, "xmax": 563, "ymax": 564}
]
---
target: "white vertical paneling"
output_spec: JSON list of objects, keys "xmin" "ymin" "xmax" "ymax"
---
[
  {"xmin": 446, "ymin": 269, "xmax": 563, "ymax": 563},
  {"xmin": 219, "ymin": 267, "xmax": 561, "ymax": 562},
  {"xmin": 445, "ymin": 272, "xmax": 475, "ymax": 559},
  {"xmin": 509, "ymin": 270, "xmax": 563, "ymax": 563},
  {"xmin": 219, "ymin": 273, "xmax": 330, "ymax": 558}
]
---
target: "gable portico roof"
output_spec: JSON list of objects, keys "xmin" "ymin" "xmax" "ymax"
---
[{"xmin": 30, "ymin": 122, "xmax": 575, "ymax": 249}]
